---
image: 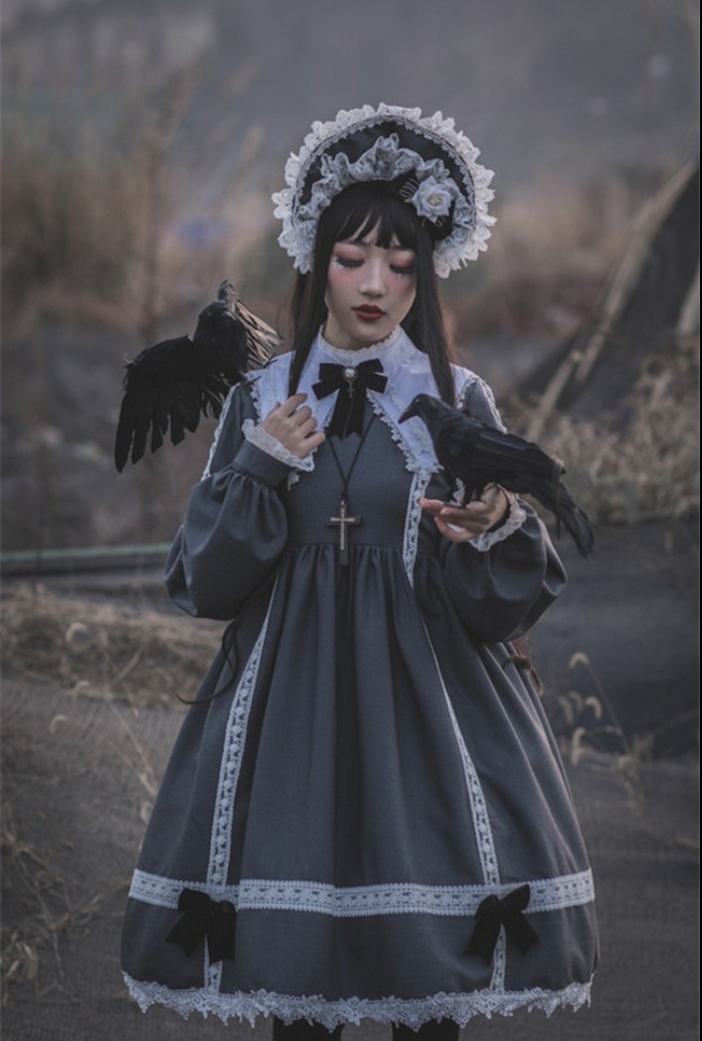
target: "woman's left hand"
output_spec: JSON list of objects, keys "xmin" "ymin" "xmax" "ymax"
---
[{"xmin": 420, "ymin": 484, "xmax": 510, "ymax": 543}]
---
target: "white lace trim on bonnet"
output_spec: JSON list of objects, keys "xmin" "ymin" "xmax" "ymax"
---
[{"xmin": 272, "ymin": 103, "xmax": 496, "ymax": 278}]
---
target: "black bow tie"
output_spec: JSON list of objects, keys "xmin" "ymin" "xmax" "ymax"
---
[{"xmin": 312, "ymin": 360, "xmax": 388, "ymax": 438}]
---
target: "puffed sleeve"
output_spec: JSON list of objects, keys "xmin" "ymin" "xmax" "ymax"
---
[
  {"xmin": 426, "ymin": 371, "xmax": 566, "ymax": 641},
  {"xmin": 439, "ymin": 508, "xmax": 567, "ymax": 642},
  {"xmin": 165, "ymin": 382, "xmax": 293, "ymax": 620}
]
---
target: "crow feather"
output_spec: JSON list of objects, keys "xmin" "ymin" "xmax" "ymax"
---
[
  {"xmin": 399, "ymin": 393, "xmax": 594, "ymax": 557},
  {"xmin": 114, "ymin": 281, "xmax": 278, "ymax": 471}
]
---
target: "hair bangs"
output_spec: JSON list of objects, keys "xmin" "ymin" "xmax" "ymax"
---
[{"xmin": 325, "ymin": 183, "xmax": 420, "ymax": 251}]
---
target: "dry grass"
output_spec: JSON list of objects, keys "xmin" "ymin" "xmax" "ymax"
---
[
  {"xmin": 1, "ymin": 120, "xmax": 148, "ymax": 341},
  {"xmin": 489, "ymin": 174, "xmax": 638, "ymax": 284},
  {"xmin": 1, "ymin": 584, "xmax": 223, "ymax": 998},
  {"xmin": 506, "ymin": 334, "xmax": 700, "ymax": 526},
  {"xmin": 444, "ymin": 172, "xmax": 646, "ymax": 344},
  {"xmin": 0, "ymin": 797, "xmax": 109, "ymax": 999},
  {"xmin": 1, "ymin": 585, "xmax": 222, "ymax": 709},
  {"xmin": 1, "ymin": 70, "xmax": 271, "ymax": 349}
]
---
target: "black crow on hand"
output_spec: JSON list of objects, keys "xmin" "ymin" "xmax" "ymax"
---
[
  {"xmin": 399, "ymin": 393, "xmax": 594, "ymax": 557},
  {"xmin": 114, "ymin": 281, "xmax": 278, "ymax": 471}
]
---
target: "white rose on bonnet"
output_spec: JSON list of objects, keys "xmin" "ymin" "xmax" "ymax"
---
[{"xmin": 411, "ymin": 176, "xmax": 454, "ymax": 221}]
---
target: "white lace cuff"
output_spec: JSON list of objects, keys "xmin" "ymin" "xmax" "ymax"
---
[
  {"xmin": 242, "ymin": 419, "xmax": 315, "ymax": 472},
  {"xmin": 469, "ymin": 492, "xmax": 527, "ymax": 552}
]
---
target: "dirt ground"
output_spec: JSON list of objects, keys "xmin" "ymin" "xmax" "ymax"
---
[{"xmin": 1, "ymin": 520, "xmax": 699, "ymax": 1040}]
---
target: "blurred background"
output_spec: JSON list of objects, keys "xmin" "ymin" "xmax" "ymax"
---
[
  {"xmin": 1, "ymin": 5, "xmax": 700, "ymax": 1026},
  {"xmin": 1, "ymin": 0, "xmax": 699, "ymax": 551}
]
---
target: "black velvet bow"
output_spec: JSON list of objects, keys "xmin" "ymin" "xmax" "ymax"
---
[
  {"xmin": 166, "ymin": 888, "xmax": 237, "ymax": 963},
  {"xmin": 312, "ymin": 360, "xmax": 387, "ymax": 438},
  {"xmin": 466, "ymin": 884, "xmax": 539, "ymax": 964}
]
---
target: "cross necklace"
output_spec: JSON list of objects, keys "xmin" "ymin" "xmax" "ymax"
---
[{"xmin": 326, "ymin": 410, "xmax": 376, "ymax": 566}]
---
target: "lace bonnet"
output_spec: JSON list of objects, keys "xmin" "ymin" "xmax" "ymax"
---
[{"xmin": 272, "ymin": 103, "xmax": 496, "ymax": 279}]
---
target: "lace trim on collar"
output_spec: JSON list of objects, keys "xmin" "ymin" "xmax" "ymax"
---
[
  {"xmin": 244, "ymin": 330, "xmax": 494, "ymax": 477},
  {"xmin": 317, "ymin": 324, "xmax": 402, "ymax": 364}
]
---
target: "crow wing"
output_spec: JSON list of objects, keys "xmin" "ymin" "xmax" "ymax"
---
[
  {"xmin": 436, "ymin": 416, "xmax": 562, "ymax": 498},
  {"xmin": 525, "ymin": 475, "xmax": 595, "ymax": 557},
  {"xmin": 434, "ymin": 411, "xmax": 594, "ymax": 557},
  {"xmin": 235, "ymin": 297, "xmax": 281, "ymax": 371},
  {"xmin": 114, "ymin": 281, "xmax": 278, "ymax": 471},
  {"xmin": 114, "ymin": 334, "xmax": 233, "ymax": 471}
]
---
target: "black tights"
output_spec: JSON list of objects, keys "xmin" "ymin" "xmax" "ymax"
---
[
  {"xmin": 393, "ymin": 1022, "xmax": 460, "ymax": 1040},
  {"xmin": 272, "ymin": 1016, "xmax": 459, "ymax": 1040},
  {"xmin": 272, "ymin": 1021, "xmax": 342, "ymax": 1041}
]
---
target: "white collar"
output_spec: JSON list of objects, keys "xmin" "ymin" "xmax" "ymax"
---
[
  {"xmin": 248, "ymin": 328, "xmax": 474, "ymax": 474},
  {"xmin": 316, "ymin": 324, "xmax": 404, "ymax": 366}
]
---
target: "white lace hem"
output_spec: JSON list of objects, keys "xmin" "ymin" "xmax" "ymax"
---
[
  {"xmin": 129, "ymin": 868, "xmax": 595, "ymax": 917},
  {"xmin": 123, "ymin": 974, "xmax": 592, "ymax": 1029}
]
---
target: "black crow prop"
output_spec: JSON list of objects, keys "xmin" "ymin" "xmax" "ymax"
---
[
  {"xmin": 114, "ymin": 281, "xmax": 278, "ymax": 471},
  {"xmin": 399, "ymin": 393, "xmax": 594, "ymax": 557}
]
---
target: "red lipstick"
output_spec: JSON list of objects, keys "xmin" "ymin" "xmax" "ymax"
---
[{"xmin": 354, "ymin": 306, "xmax": 385, "ymax": 321}]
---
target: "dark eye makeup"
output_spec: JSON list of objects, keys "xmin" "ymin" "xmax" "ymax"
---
[
  {"xmin": 333, "ymin": 255, "xmax": 364, "ymax": 268},
  {"xmin": 332, "ymin": 253, "xmax": 416, "ymax": 275}
]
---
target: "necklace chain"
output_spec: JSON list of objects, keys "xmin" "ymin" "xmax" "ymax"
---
[
  {"xmin": 326, "ymin": 412, "xmax": 376, "ymax": 499},
  {"xmin": 325, "ymin": 411, "xmax": 376, "ymax": 566}
]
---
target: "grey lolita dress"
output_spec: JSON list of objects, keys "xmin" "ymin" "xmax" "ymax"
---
[{"xmin": 122, "ymin": 327, "xmax": 598, "ymax": 1030}]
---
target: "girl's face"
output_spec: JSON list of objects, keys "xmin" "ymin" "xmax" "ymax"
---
[{"xmin": 323, "ymin": 227, "xmax": 417, "ymax": 350}]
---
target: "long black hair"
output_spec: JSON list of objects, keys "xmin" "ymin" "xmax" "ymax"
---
[{"xmin": 287, "ymin": 182, "xmax": 456, "ymax": 403}]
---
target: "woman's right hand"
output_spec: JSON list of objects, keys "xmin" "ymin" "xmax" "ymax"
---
[{"xmin": 260, "ymin": 393, "xmax": 325, "ymax": 459}]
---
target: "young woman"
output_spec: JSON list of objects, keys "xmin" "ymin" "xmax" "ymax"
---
[{"xmin": 121, "ymin": 104, "xmax": 598, "ymax": 1038}]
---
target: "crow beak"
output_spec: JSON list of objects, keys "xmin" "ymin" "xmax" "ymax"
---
[{"xmin": 398, "ymin": 402, "xmax": 418, "ymax": 423}]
